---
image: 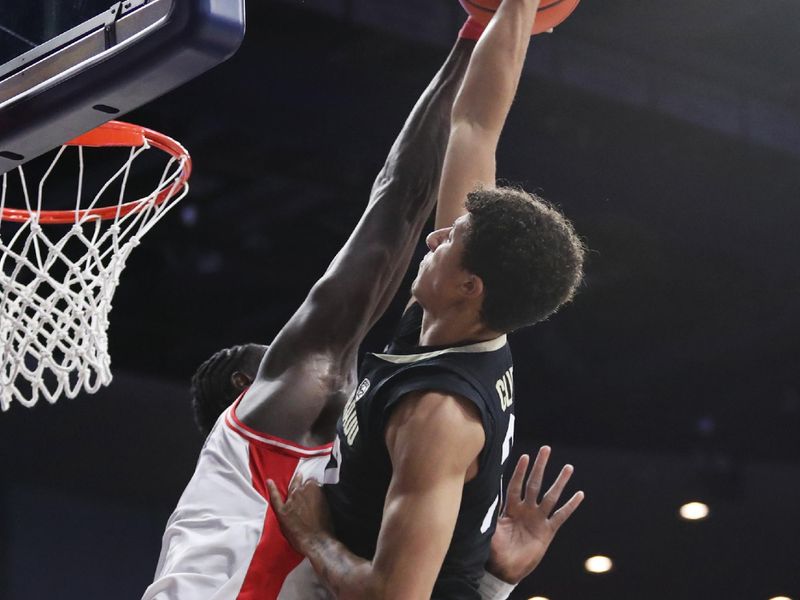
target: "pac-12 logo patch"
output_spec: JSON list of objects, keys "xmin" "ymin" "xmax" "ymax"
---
[{"xmin": 355, "ymin": 378, "xmax": 370, "ymax": 401}]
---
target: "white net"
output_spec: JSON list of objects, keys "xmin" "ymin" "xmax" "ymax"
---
[{"xmin": 0, "ymin": 127, "xmax": 189, "ymax": 410}]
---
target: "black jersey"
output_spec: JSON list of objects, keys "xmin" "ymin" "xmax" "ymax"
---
[{"xmin": 323, "ymin": 303, "xmax": 515, "ymax": 599}]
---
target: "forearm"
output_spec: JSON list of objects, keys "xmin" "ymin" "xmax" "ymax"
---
[
  {"xmin": 302, "ymin": 532, "xmax": 384, "ymax": 600},
  {"xmin": 267, "ymin": 39, "xmax": 475, "ymax": 360},
  {"xmin": 451, "ymin": 0, "xmax": 539, "ymax": 134},
  {"xmin": 362, "ymin": 38, "xmax": 474, "ymax": 325},
  {"xmin": 432, "ymin": 0, "xmax": 539, "ymax": 229},
  {"xmin": 367, "ymin": 38, "xmax": 473, "ymax": 218},
  {"xmin": 302, "ymin": 537, "xmax": 519, "ymax": 600}
]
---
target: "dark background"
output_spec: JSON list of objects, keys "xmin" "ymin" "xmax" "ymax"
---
[{"xmin": 1, "ymin": 0, "xmax": 799, "ymax": 598}]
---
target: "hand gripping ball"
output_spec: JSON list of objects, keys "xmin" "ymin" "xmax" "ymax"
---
[{"xmin": 459, "ymin": 0, "xmax": 581, "ymax": 35}]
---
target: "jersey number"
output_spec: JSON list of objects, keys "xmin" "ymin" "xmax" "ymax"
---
[
  {"xmin": 480, "ymin": 413, "xmax": 515, "ymax": 533},
  {"xmin": 323, "ymin": 436, "xmax": 342, "ymax": 485}
]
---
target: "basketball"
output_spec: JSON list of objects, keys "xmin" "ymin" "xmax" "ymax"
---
[{"xmin": 459, "ymin": 0, "xmax": 581, "ymax": 34}]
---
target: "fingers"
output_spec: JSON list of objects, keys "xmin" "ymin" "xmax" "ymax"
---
[
  {"xmin": 549, "ymin": 490, "xmax": 585, "ymax": 531},
  {"xmin": 539, "ymin": 463, "xmax": 574, "ymax": 515},
  {"xmin": 526, "ymin": 445, "xmax": 551, "ymax": 502},
  {"xmin": 289, "ymin": 472, "xmax": 304, "ymax": 494},
  {"xmin": 505, "ymin": 454, "xmax": 530, "ymax": 510},
  {"xmin": 266, "ymin": 479, "xmax": 285, "ymax": 512},
  {"xmin": 523, "ymin": 448, "xmax": 584, "ymax": 526}
]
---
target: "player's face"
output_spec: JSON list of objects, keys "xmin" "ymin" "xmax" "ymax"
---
[{"xmin": 412, "ymin": 214, "xmax": 472, "ymax": 307}]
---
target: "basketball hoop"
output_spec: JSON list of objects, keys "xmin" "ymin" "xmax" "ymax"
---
[{"xmin": 0, "ymin": 121, "xmax": 191, "ymax": 410}]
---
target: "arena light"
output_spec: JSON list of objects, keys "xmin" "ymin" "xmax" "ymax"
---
[
  {"xmin": 584, "ymin": 555, "xmax": 613, "ymax": 574},
  {"xmin": 679, "ymin": 501, "xmax": 710, "ymax": 521}
]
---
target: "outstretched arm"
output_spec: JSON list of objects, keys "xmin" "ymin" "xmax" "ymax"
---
[
  {"xmin": 269, "ymin": 391, "xmax": 485, "ymax": 600},
  {"xmin": 239, "ymin": 40, "xmax": 474, "ymax": 440},
  {"xmin": 435, "ymin": 0, "xmax": 540, "ymax": 229},
  {"xmin": 268, "ymin": 445, "xmax": 584, "ymax": 600}
]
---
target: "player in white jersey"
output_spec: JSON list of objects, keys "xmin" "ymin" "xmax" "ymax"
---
[
  {"xmin": 145, "ymin": 392, "xmax": 334, "ymax": 600},
  {"xmin": 146, "ymin": 4, "xmax": 583, "ymax": 599}
]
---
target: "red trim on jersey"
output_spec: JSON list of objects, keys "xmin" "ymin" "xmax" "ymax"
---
[
  {"xmin": 237, "ymin": 445, "xmax": 305, "ymax": 599},
  {"xmin": 225, "ymin": 397, "xmax": 334, "ymax": 459}
]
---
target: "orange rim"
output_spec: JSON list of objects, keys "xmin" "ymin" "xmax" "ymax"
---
[{"xmin": 0, "ymin": 121, "xmax": 192, "ymax": 224}]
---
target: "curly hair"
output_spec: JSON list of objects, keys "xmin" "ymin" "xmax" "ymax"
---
[
  {"xmin": 462, "ymin": 186, "xmax": 585, "ymax": 332},
  {"xmin": 190, "ymin": 343, "xmax": 268, "ymax": 435}
]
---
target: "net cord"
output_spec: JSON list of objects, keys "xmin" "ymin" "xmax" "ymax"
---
[{"xmin": 0, "ymin": 134, "xmax": 189, "ymax": 410}]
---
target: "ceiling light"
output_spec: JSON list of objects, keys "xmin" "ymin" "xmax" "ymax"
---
[
  {"xmin": 528, "ymin": 597, "xmax": 550, "ymax": 600},
  {"xmin": 768, "ymin": 596, "xmax": 792, "ymax": 600},
  {"xmin": 679, "ymin": 501, "xmax": 710, "ymax": 520},
  {"xmin": 584, "ymin": 555, "xmax": 613, "ymax": 573}
]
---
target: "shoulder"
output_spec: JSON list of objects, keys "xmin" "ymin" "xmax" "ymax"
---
[
  {"xmin": 385, "ymin": 390, "xmax": 485, "ymax": 469},
  {"xmin": 390, "ymin": 389, "xmax": 482, "ymax": 426}
]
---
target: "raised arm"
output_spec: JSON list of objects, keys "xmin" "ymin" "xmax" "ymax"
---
[
  {"xmin": 238, "ymin": 40, "xmax": 474, "ymax": 439},
  {"xmin": 435, "ymin": 0, "xmax": 540, "ymax": 229},
  {"xmin": 276, "ymin": 39, "xmax": 474, "ymax": 358},
  {"xmin": 269, "ymin": 391, "xmax": 485, "ymax": 599}
]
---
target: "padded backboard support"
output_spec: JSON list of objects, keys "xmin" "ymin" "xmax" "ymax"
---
[{"xmin": 0, "ymin": 0, "xmax": 245, "ymax": 174}]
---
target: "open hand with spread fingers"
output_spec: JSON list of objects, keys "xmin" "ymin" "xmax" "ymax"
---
[{"xmin": 487, "ymin": 446, "xmax": 585, "ymax": 584}]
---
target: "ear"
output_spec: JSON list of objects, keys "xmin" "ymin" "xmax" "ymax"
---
[
  {"xmin": 460, "ymin": 273, "xmax": 484, "ymax": 299},
  {"xmin": 231, "ymin": 370, "xmax": 253, "ymax": 391}
]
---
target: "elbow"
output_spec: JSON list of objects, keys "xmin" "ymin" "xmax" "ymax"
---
[
  {"xmin": 450, "ymin": 110, "xmax": 506, "ymax": 139},
  {"xmin": 450, "ymin": 100, "xmax": 473, "ymax": 129},
  {"xmin": 336, "ymin": 576, "xmax": 388, "ymax": 600},
  {"xmin": 335, "ymin": 566, "xmax": 430, "ymax": 600},
  {"xmin": 340, "ymin": 579, "xmax": 429, "ymax": 600}
]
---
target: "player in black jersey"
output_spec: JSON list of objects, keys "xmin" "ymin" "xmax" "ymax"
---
[
  {"xmin": 265, "ymin": 0, "xmax": 586, "ymax": 598},
  {"xmin": 191, "ymin": 342, "xmax": 581, "ymax": 596}
]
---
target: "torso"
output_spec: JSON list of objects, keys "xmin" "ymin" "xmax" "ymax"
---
[
  {"xmin": 144, "ymin": 399, "xmax": 334, "ymax": 600},
  {"xmin": 323, "ymin": 304, "xmax": 516, "ymax": 599}
]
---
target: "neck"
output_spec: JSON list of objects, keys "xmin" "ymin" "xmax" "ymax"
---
[{"xmin": 418, "ymin": 303, "xmax": 501, "ymax": 347}]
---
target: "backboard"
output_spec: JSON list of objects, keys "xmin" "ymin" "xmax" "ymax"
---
[{"xmin": 0, "ymin": 0, "xmax": 245, "ymax": 175}]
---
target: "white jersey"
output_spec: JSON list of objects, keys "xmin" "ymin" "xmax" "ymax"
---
[{"xmin": 143, "ymin": 398, "xmax": 333, "ymax": 600}]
